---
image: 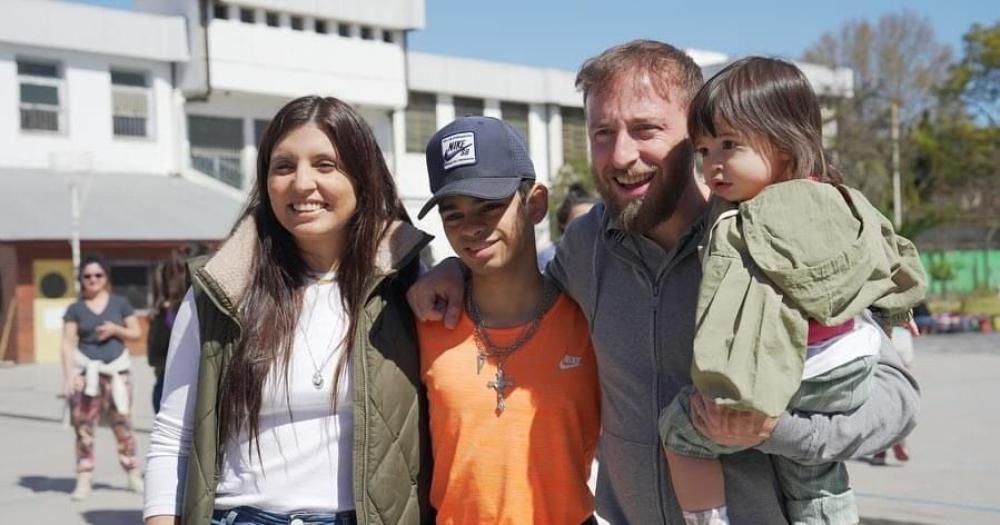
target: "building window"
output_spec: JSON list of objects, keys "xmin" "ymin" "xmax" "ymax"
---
[
  {"xmin": 290, "ymin": 15, "xmax": 304, "ymax": 31},
  {"xmin": 18, "ymin": 59, "xmax": 64, "ymax": 133},
  {"xmin": 360, "ymin": 26, "xmax": 373, "ymax": 40},
  {"xmin": 561, "ymin": 107, "xmax": 588, "ymax": 163},
  {"xmin": 501, "ymin": 102, "xmax": 530, "ymax": 151},
  {"xmin": 265, "ymin": 11, "xmax": 279, "ymax": 27},
  {"xmin": 239, "ymin": 7, "xmax": 254, "ymax": 23},
  {"xmin": 382, "ymin": 30, "xmax": 395, "ymax": 44},
  {"xmin": 212, "ymin": 1, "xmax": 228, "ymax": 20},
  {"xmin": 109, "ymin": 263, "xmax": 153, "ymax": 309},
  {"xmin": 338, "ymin": 23, "xmax": 351, "ymax": 37},
  {"xmin": 405, "ymin": 92, "xmax": 436, "ymax": 153},
  {"xmin": 315, "ymin": 19, "xmax": 328, "ymax": 34},
  {"xmin": 111, "ymin": 70, "xmax": 150, "ymax": 138},
  {"xmin": 188, "ymin": 115, "xmax": 244, "ymax": 188},
  {"xmin": 454, "ymin": 96, "xmax": 484, "ymax": 118}
]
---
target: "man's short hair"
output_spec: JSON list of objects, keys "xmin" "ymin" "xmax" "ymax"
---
[{"xmin": 575, "ymin": 39, "xmax": 704, "ymax": 107}]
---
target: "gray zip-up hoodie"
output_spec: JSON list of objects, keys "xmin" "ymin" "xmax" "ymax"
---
[{"xmin": 548, "ymin": 203, "xmax": 919, "ymax": 524}]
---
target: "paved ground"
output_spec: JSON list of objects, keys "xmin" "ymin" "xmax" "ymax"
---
[
  {"xmin": 848, "ymin": 333, "xmax": 1000, "ymax": 525},
  {"xmin": 1, "ymin": 333, "xmax": 998, "ymax": 524},
  {"xmin": 0, "ymin": 361, "xmax": 153, "ymax": 524}
]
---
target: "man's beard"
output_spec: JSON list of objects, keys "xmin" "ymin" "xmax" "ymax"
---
[{"xmin": 596, "ymin": 163, "xmax": 690, "ymax": 237}]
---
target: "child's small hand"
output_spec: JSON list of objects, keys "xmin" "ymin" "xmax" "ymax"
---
[
  {"xmin": 690, "ymin": 391, "xmax": 778, "ymax": 447},
  {"xmin": 905, "ymin": 319, "xmax": 920, "ymax": 337}
]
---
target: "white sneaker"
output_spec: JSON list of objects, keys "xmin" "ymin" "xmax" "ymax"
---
[
  {"xmin": 70, "ymin": 472, "xmax": 92, "ymax": 501},
  {"xmin": 126, "ymin": 469, "xmax": 144, "ymax": 494}
]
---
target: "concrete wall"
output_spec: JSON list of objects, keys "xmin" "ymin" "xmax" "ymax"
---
[
  {"xmin": 408, "ymin": 52, "xmax": 581, "ymax": 107},
  {"xmin": 1, "ymin": 0, "xmax": 188, "ymax": 62},
  {"xmin": 198, "ymin": 17, "xmax": 407, "ymax": 107},
  {"xmin": 230, "ymin": 0, "xmax": 425, "ymax": 29},
  {"xmin": 0, "ymin": 43, "xmax": 180, "ymax": 174},
  {"xmin": 135, "ymin": 0, "xmax": 425, "ymax": 29}
]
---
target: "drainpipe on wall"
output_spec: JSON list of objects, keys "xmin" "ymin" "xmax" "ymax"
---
[
  {"xmin": 186, "ymin": 0, "xmax": 212, "ymax": 103},
  {"xmin": 169, "ymin": 62, "xmax": 183, "ymax": 177},
  {"xmin": 398, "ymin": 27, "xmax": 413, "ymax": 176},
  {"xmin": 175, "ymin": 0, "xmax": 213, "ymax": 179},
  {"xmin": 402, "ymin": 27, "xmax": 411, "ymax": 92}
]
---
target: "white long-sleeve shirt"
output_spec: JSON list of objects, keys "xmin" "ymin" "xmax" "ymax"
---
[{"xmin": 143, "ymin": 279, "xmax": 354, "ymax": 519}]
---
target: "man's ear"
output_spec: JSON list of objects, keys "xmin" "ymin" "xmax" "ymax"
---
[{"xmin": 526, "ymin": 183, "xmax": 549, "ymax": 225}]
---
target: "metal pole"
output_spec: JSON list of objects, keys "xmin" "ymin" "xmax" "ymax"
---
[
  {"xmin": 891, "ymin": 100, "xmax": 902, "ymax": 228},
  {"xmin": 70, "ymin": 180, "xmax": 81, "ymax": 295}
]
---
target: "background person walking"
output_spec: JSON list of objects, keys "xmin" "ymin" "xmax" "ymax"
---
[{"xmin": 60, "ymin": 253, "xmax": 143, "ymax": 501}]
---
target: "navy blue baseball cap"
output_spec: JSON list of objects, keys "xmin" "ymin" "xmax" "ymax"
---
[{"xmin": 418, "ymin": 116, "xmax": 536, "ymax": 219}]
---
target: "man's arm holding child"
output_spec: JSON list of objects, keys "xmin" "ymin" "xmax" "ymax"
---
[{"xmin": 693, "ymin": 335, "xmax": 919, "ymax": 465}]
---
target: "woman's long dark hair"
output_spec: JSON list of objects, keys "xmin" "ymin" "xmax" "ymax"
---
[
  {"xmin": 151, "ymin": 244, "xmax": 206, "ymax": 317},
  {"xmin": 219, "ymin": 95, "xmax": 409, "ymax": 453}
]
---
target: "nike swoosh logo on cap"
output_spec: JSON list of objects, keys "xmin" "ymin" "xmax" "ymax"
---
[{"xmin": 444, "ymin": 142, "xmax": 472, "ymax": 162}]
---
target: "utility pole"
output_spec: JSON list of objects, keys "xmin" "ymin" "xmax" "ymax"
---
[
  {"xmin": 70, "ymin": 180, "xmax": 81, "ymax": 295},
  {"xmin": 891, "ymin": 100, "xmax": 902, "ymax": 228},
  {"xmin": 52, "ymin": 151, "xmax": 92, "ymax": 294}
]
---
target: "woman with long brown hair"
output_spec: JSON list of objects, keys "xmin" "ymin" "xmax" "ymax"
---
[
  {"xmin": 143, "ymin": 96, "xmax": 434, "ymax": 525},
  {"xmin": 147, "ymin": 245, "xmax": 206, "ymax": 413}
]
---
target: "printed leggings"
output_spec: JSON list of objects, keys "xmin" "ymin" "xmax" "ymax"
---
[{"xmin": 70, "ymin": 372, "xmax": 137, "ymax": 473}]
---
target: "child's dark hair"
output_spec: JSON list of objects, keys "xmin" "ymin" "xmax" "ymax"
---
[{"xmin": 688, "ymin": 56, "xmax": 843, "ymax": 184}]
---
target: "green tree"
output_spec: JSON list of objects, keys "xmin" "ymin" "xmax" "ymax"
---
[
  {"xmin": 944, "ymin": 21, "xmax": 1000, "ymax": 125},
  {"xmin": 908, "ymin": 22, "xmax": 1000, "ymax": 226},
  {"xmin": 929, "ymin": 258, "xmax": 958, "ymax": 295},
  {"xmin": 547, "ymin": 158, "xmax": 594, "ymax": 239},
  {"xmin": 802, "ymin": 10, "xmax": 952, "ymax": 218}
]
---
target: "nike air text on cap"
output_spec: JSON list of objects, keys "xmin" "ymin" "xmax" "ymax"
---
[{"xmin": 418, "ymin": 116, "xmax": 536, "ymax": 219}]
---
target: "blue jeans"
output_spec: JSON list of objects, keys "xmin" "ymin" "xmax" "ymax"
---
[{"xmin": 211, "ymin": 506, "xmax": 357, "ymax": 525}]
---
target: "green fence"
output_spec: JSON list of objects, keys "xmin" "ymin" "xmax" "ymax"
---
[{"xmin": 920, "ymin": 250, "xmax": 1000, "ymax": 295}]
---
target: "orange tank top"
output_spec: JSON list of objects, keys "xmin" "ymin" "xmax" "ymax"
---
[{"xmin": 419, "ymin": 293, "xmax": 601, "ymax": 525}]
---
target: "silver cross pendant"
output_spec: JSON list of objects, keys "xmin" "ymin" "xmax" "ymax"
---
[{"xmin": 487, "ymin": 368, "xmax": 514, "ymax": 416}]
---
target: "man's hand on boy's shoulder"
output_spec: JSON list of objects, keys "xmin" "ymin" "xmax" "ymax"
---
[{"xmin": 407, "ymin": 257, "xmax": 466, "ymax": 329}]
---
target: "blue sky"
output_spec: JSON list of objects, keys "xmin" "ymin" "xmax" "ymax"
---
[{"xmin": 78, "ymin": 0, "xmax": 996, "ymax": 70}]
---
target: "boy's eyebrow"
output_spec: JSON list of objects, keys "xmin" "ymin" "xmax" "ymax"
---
[{"xmin": 439, "ymin": 196, "xmax": 498, "ymax": 213}]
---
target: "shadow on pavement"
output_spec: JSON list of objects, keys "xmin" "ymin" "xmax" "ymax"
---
[
  {"xmin": 82, "ymin": 509, "xmax": 144, "ymax": 525},
  {"xmin": 18, "ymin": 475, "xmax": 119, "ymax": 494},
  {"xmin": 851, "ymin": 457, "xmax": 907, "ymax": 467},
  {"xmin": 862, "ymin": 519, "xmax": 938, "ymax": 525}
]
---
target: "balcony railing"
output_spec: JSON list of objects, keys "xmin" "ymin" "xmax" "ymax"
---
[{"xmin": 191, "ymin": 147, "xmax": 242, "ymax": 188}]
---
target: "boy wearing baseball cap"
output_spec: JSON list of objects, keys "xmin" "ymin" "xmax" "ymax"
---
[{"xmin": 417, "ymin": 116, "xmax": 601, "ymax": 524}]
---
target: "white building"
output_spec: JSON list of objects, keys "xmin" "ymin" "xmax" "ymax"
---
[{"xmin": 0, "ymin": 0, "xmax": 852, "ymax": 363}]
